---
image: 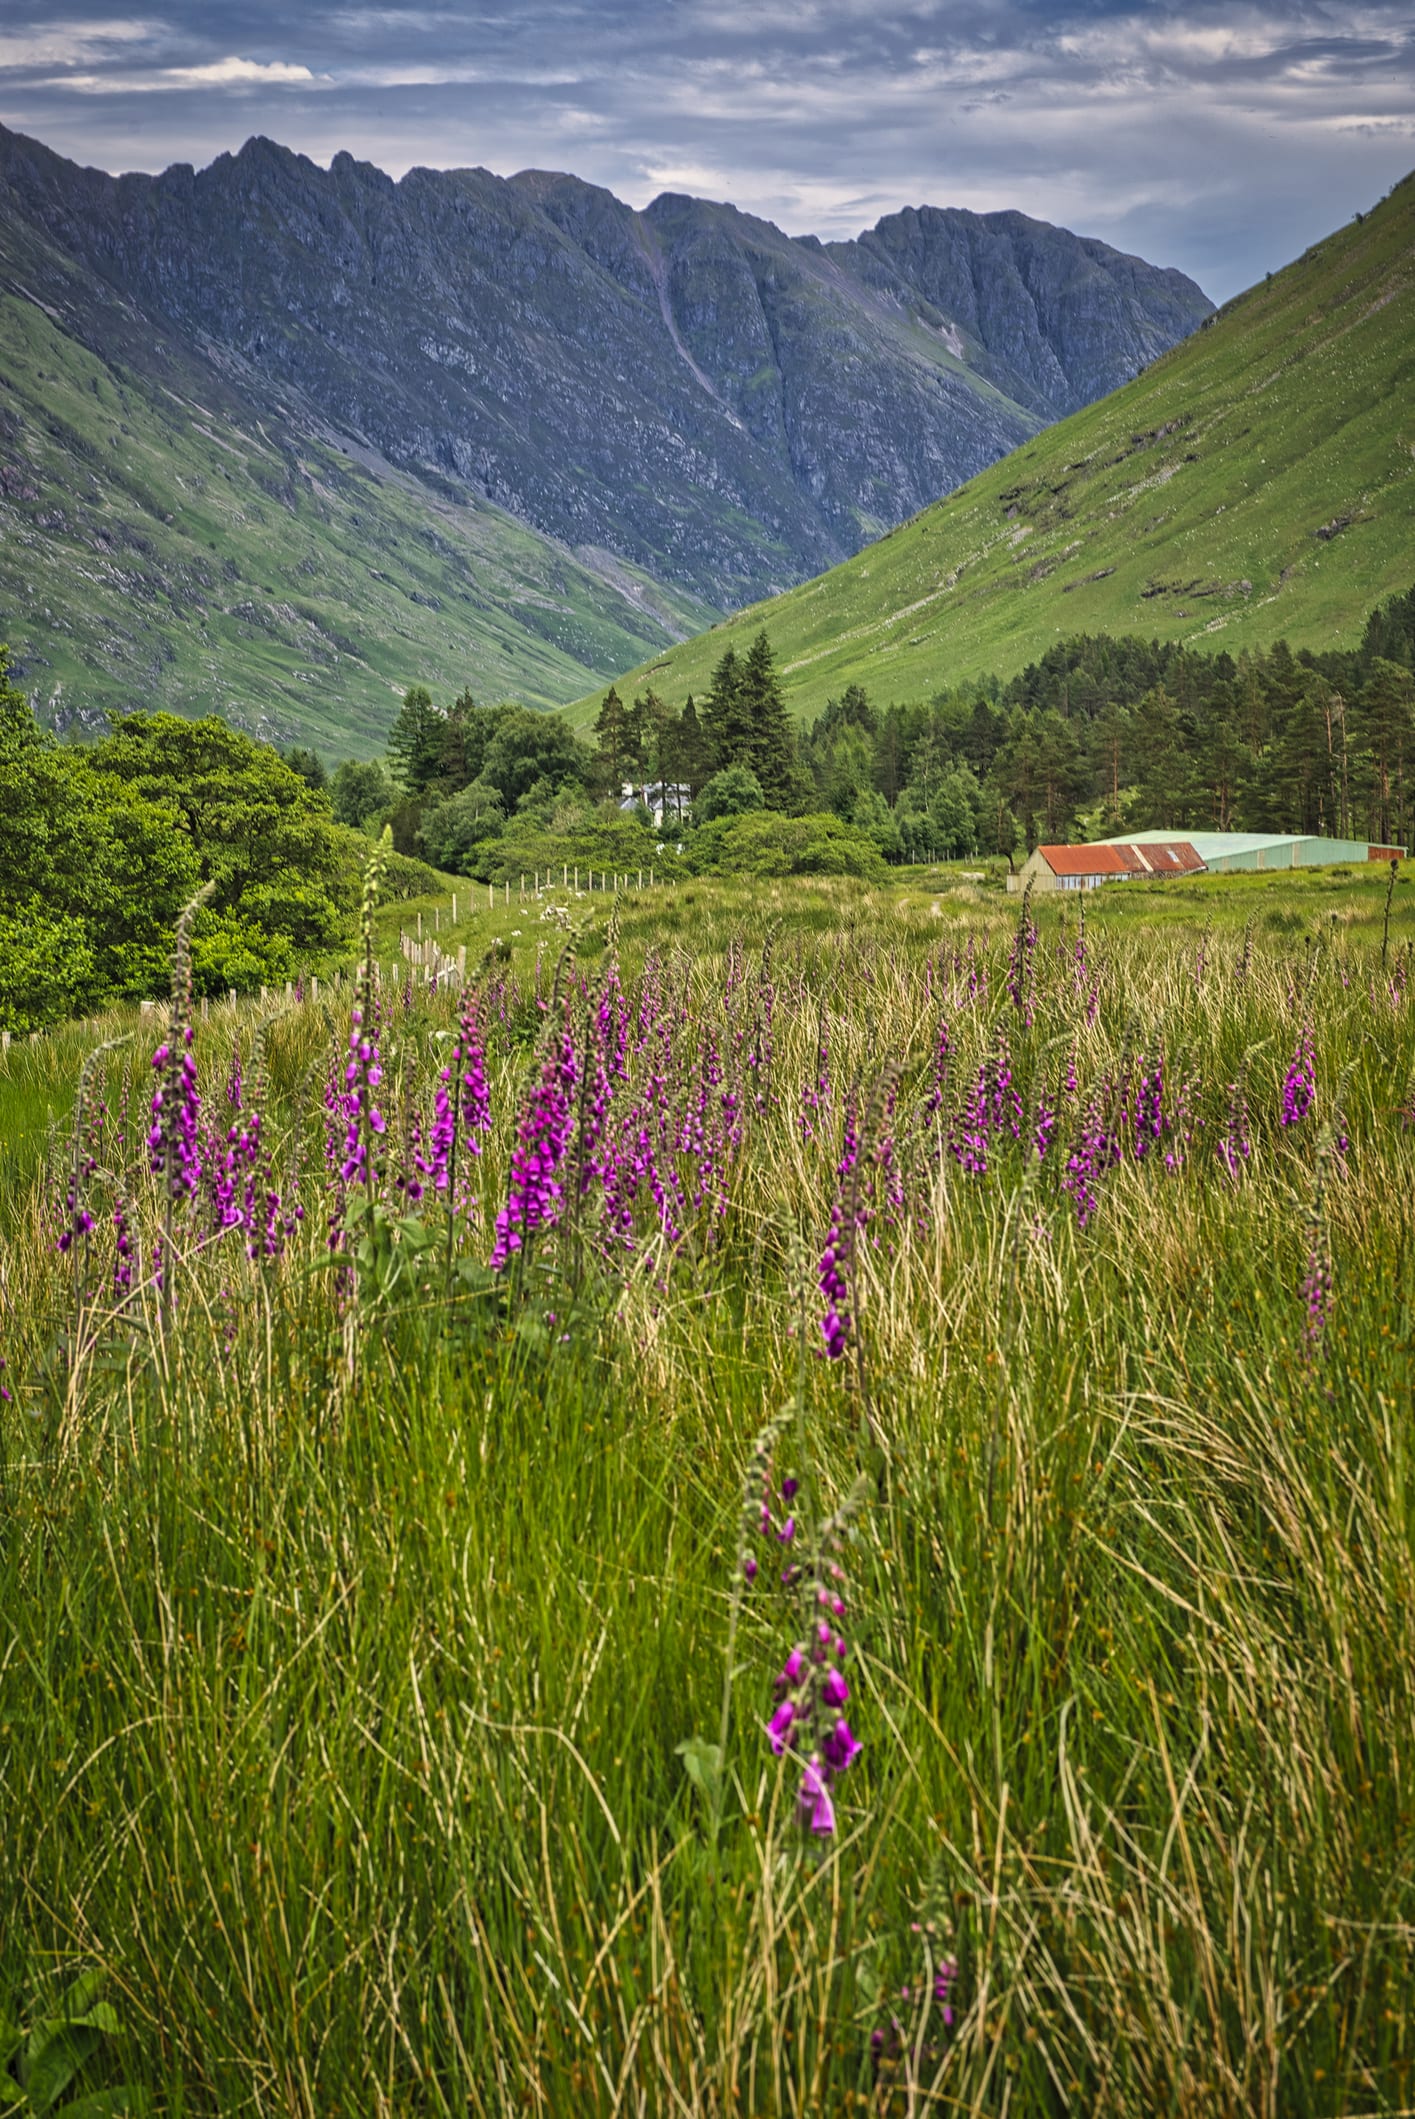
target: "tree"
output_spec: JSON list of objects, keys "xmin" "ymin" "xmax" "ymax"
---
[
  {"xmin": 592, "ymin": 685, "xmax": 637, "ymax": 796},
  {"xmin": 0, "ymin": 661, "xmax": 339, "ymax": 1021},
  {"xmin": 634, "ymin": 688, "xmax": 675, "ymax": 800},
  {"xmin": 849, "ymin": 788, "xmax": 903, "ymax": 862},
  {"xmin": 283, "ymin": 745, "xmax": 327, "ymax": 791},
  {"xmin": 331, "ymin": 758, "xmax": 395, "ymax": 829},
  {"xmin": 931, "ymin": 762, "xmax": 982, "ymax": 857},
  {"xmin": 702, "ymin": 647, "xmax": 753, "ymax": 775},
  {"xmin": 1130, "ymin": 685, "xmax": 1193, "ymax": 829},
  {"xmin": 907, "ymin": 722, "xmax": 948, "ymax": 806},
  {"xmin": 1357, "ymin": 659, "xmax": 1415, "ymax": 845},
  {"xmin": 818, "ymin": 725, "xmax": 874, "ymax": 818},
  {"xmin": 387, "ymin": 684, "xmax": 445, "ymax": 794},
  {"xmin": 1090, "ymin": 699, "xmax": 1131, "ymax": 832},
  {"xmin": 738, "ymin": 631, "xmax": 798, "ymax": 807},
  {"xmin": 674, "ymin": 696, "xmax": 714, "ymax": 808},
  {"xmin": 684, "ymin": 809, "xmax": 889, "ymax": 882},
  {"xmin": 417, "ymin": 780, "xmax": 507, "ymax": 874},
  {"xmin": 92, "ymin": 712, "xmax": 350, "ymax": 951},
  {"xmin": 694, "ymin": 764, "xmax": 765, "ymax": 823},
  {"xmin": 437, "ymin": 690, "xmax": 509, "ymax": 793},
  {"xmin": 480, "ymin": 708, "xmax": 590, "ymax": 811}
]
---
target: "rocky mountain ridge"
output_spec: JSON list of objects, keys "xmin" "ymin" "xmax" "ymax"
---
[{"xmin": 0, "ymin": 125, "xmax": 1211, "ymax": 613}]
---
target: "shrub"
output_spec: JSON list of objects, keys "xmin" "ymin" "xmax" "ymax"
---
[
  {"xmin": 695, "ymin": 764, "xmax": 765, "ymax": 824},
  {"xmin": 685, "ymin": 810, "xmax": 889, "ymax": 882}
]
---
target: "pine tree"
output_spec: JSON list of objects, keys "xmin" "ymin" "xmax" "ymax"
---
[
  {"xmin": 634, "ymin": 688, "xmax": 674, "ymax": 802},
  {"xmin": 1358, "ymin": 659, "xmax": 1415, "ymax": 845},
  {"xmin": 738, "ymin": 631, "xmax": 797, "ymax": 808},
  {"xmin": 674, "ymin": 696, "xmax": 713, "ymax": 811},
  {"xmin": 593, "ymin": 685, "xmax": 635, "ymax": 797},
  {"xmin": 387, "ymin": 685, "xmax": 445, "ymax": 794},
  {"xmin": 702, "ymin": 648, "xmax": 753, "ymax": 774}
]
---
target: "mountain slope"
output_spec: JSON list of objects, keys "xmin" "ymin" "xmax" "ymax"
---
[
  {"xmin": 0, "ymin": 187, "xmax": 709, "ymax": 751},
  {"xmin": 572, "ymin": 176, "xmax": 1415, "ymax": 726},
  {"xmin": 0, "ymin": 124, "xmax": 1211, "ymax": 615}
]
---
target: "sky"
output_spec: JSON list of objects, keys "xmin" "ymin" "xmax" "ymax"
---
[{"xmin": 1, "ymin": 3, "xmax": 1412, "ymax": 301}]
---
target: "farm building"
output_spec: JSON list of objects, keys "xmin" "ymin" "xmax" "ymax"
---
[
  {"xmin": 1013, "ymin": 840, "xmax": 1206, "ymax": 893},
  {"xmin": 1100, "ymin": 830, "xmax": 1405, "ymax": 872},
  {"xmin": 1011, "ymin": 830, "xmax": 1404, "ymax": 892}
]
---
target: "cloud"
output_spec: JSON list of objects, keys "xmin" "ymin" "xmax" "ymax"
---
[
  {"xmin": 39, "ymin": 55, "xmax": 317, "ymax": 92},
  {"xmin": 0, "ymin": 19, "xmax": 159, "ymax": 69},
  {"xmin": 0, "ymin": 1, "xmax": 1411, "ymax": 297}
]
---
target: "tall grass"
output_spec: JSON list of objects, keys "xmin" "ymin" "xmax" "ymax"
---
[{"xmin": 1, "ymin": 877, "xmax": 1413, "ymax": 2114}]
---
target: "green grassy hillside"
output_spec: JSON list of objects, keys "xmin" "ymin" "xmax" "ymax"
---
[
  {"xmin": 0, "ymin": 208, "xmax": 711, "ymax": 756},
  {"xmin": 569, "ymin": 173, "xmax": 1415, "ymax": 726}
]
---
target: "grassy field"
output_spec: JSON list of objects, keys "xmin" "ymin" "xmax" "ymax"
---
[
  {"xmin": 2, "ymin": 863, "xmax": 1414, "ymax": 2115},
  {"xmin": 569, "ymin": 172, "xmax": 1415, "ymax": 728}
]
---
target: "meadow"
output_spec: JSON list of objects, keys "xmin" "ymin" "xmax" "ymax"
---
[{"xmin": 2, "ymin": 857, "xmax": 1414, "ymax": 2116}]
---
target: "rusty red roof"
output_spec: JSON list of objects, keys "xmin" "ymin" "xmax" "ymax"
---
[
  {"xmin": 1038, "ymin": 844, "xmax": 1130, "ymax": 876},
  {"xmin": 1039, "ymin": 840, "xmax": 1205, "ymax": 878},
  {"xmin": 1131, "ymin": 840, "xmax": 1206, "ymax": 874},
  {"xmin": 1105, "ymin": 843, "xmax": 1156, "ymax": 875}
]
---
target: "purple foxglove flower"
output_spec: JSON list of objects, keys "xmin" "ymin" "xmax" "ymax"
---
[
  {"xmin": 767, "ymin": 1700, "xmax": 796, "ymax": 1755},
  {"xmin": 490, "ymin": 1020, "xmax": 576, "ymax": 1270},
  {"xmin": 798, "ymin": 1756, "xmax": 836, "ymax": 1836},
  {"xmin": 1281, "ymin": 1025, "xmax": 1316, "ymax": 1126},
  {"xmin": 823, "ymin": 1717, "xmax": 861, "ymax": 1773},
  {"xmin": 821, "ymin": 1668, "xmax": 849, "ymax": 1708}
]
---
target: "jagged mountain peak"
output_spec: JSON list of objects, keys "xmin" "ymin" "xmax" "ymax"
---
[{"xmin": 0, "ymin": 121, "xmax": 1212, "ymax": 744}]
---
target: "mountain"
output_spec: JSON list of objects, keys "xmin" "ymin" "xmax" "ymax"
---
[
  {"xmin": 0, "ymin": 159, "xmax": 711, "ymax": 753},
  {"xmin": 573, "ymin": 174, "xmax": 1415, "ymax": 727},
  {"xmin": 0, "ymin": 123, "xmax": 1210, "ymax": 631}
]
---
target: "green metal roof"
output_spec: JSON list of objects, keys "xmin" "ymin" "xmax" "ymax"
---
[{"xmin": 1097, "ymin": 831, "xmax": 1311, "ymax": 858}]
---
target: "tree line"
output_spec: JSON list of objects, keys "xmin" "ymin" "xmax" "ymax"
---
[{"xmin": 335, "ymin": 587, "xmax": 1415, "ymax": 881}]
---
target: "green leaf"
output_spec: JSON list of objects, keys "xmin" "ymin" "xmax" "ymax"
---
[
  {"xmin": 674, "ymin": 1735, "xmax": 724, "ymax": 1811},
  {"xmin": 54, "ymin": 1978, "xmax": 110, "ymax": 2033},
  {"xmin": 21, "ymin": 2024, "xmax": 102, "ymax": 2115}
]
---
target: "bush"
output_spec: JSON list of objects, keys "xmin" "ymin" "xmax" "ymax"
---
[
  {"xmin": 417, "ymin": 781, "xmax": 506, "ymax": 873},
  {"xmin": 0, "ymin": 906, "xmax": 96, "ymax": 1031},
  {"xmin": 694, "ymin": 764, "xmax": 765, "ymax": 824},
  {"xmin": 191, "ymin": 911, "xmax": 295, "ymax": 996},
  {"xmin": 684, "ymin": 810, "xmax": 889, "ymax": 882},
  {"xmin": 485, "ymin": 811, "xmax": 674, "ymax": 889}
]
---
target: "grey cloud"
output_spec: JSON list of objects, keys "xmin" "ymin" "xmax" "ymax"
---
[{"xmin": 0, "ymin": 2, "xmax": 1411, "ymax": 297}]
